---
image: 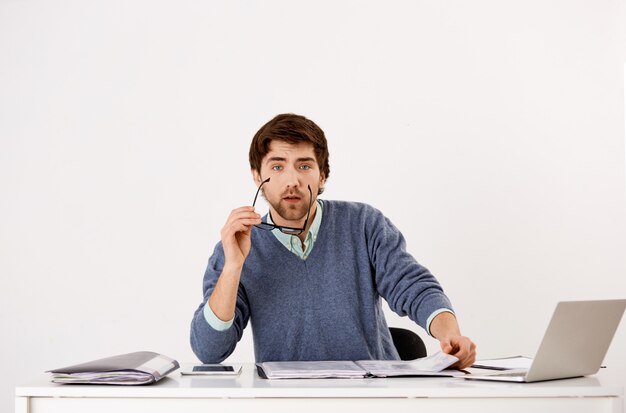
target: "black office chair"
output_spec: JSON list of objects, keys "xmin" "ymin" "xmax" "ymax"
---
[{"xmin": 389, "ymin": 327, "xmax": 427, "ymax": 360}]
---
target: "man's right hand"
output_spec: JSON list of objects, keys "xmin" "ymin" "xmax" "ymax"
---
[
  {"xmin": 220, "ymin": 206, "xmax": 262, "ymax": 269},
  {"xmin": 209, "ymin": 206, "xmax": 262, "ymax": 323}
]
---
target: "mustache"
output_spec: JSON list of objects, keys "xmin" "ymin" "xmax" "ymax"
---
[{"xmin": 280, "ymin": 190, "xmax": 306, "ymax": 198}]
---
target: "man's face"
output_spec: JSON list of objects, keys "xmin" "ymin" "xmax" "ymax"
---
[{"xmin": 253, "ymin": 140, "xmax": 325, "ymax": 226}]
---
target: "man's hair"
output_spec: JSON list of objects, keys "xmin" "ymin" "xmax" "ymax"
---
[{"xmin": 249, "ymin": 113, "xmax": 330, "ymax": 194}]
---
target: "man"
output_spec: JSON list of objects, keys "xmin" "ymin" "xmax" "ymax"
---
[{"xmin": 190, "ymin": 113, "xmax": 476, "ymax": 368}]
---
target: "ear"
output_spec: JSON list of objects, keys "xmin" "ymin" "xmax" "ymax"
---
[
  {"xmin": 252, "ymin": 169, "xmax": 263, "ymax": 185},
  {"xmin": 318, "ymin": 173, "xmax": 326, "ymax": 192}
]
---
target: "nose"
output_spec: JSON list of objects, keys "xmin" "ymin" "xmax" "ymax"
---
[{"xmin": 283, "ymin": 167, "xmax": 300, "ymax": 189}]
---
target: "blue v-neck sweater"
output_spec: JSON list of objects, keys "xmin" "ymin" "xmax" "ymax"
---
[{"xmin": 190, "ymin": 200, "xmax": 453, "ymax": 363}]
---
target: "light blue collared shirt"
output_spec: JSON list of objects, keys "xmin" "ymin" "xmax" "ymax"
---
[{"xmin": 266, "ymin": 199, "xmax": 323, "ymax": 260}]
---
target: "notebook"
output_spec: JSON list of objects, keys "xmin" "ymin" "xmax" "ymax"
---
[{"xmin": 466, "ymin": 299, "xmax": 626, "ymax": 382}]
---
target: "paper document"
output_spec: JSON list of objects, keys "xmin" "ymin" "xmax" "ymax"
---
[
  {"xmin": 472, "ymin": 356, "xmax": 533, "ymax": 371},
  {"xmin": 257, "ymin": 352, "xmax": 463, "ymax": 379},
  {"xmin": 47, "ymin": 351, "xmax": 180, "ymax": 385},
  {"xmin": 357, "ymin": 352, "xmax": 464, "ymax": 377}
]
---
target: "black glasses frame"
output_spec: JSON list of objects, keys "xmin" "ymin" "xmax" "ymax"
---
[{"xmin": 252, "ymin": 177, "xmax": 313, "ymax": 235}]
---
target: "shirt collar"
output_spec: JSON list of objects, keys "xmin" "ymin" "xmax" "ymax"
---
[{"xmin": 267, "ymin": 199, "xmax": 323, "ymax": 247}]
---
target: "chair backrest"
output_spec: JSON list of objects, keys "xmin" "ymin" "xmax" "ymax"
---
[{"xmin": 389, "ymin": 327, "xmax": 427, "ymax": 360}]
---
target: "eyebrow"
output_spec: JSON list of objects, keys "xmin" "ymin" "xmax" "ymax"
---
[{"xmin": 265, "ymin": 156, "xmax": 316, "ymax": 164}]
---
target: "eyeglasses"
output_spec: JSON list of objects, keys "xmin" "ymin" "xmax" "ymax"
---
[{"xmin": 252, "ymin": 177, "xmax": 312, "ymax": 235}]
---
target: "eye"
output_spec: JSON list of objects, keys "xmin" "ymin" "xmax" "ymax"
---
[
  {"xmin": 271, "ymin": 165, "xmax": 283, "ymax": 171},
  {"xmin": 299, "ymin": 164, "xmax": 312, "ymax": 170}
]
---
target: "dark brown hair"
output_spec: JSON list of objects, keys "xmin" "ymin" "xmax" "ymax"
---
[{"xmin": 249, "ymin": 113, "xmax": 330, "ymax": 191}]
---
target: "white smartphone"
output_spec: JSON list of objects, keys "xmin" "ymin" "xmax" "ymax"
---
[{"xmin": 180, "ymin": 363, "xmax": 242, "ymax": 376}]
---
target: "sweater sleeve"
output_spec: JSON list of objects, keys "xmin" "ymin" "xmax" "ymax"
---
[
  {"xmin": 189, "ymin": 242, "xmax": 250, "ymax": 363},
  {"xmin": 365, "ymin": 206, "xmax": 454, "ymax": 330}
]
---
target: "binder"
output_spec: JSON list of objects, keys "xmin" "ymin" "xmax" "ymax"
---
[
  {"xmin": 47, "ymin": 351, "xmax": 179, "ymax": 385},
  {"xmin": 256, "ymin": 351, "xmax": 463, "ymax": 379}
]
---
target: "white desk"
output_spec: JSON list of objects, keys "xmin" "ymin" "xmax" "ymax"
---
[{"xmin": 15, "ymin": 364, "xmax": 624, "ymax": 413}]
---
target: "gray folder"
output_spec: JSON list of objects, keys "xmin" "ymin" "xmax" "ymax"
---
[{"xmin": 47, "ymin": 351, "xmax": 179, "ymax": 385}]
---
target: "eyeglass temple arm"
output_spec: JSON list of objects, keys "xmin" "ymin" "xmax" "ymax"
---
[
  {"xmin": 303, "ymin": 185, "xmax": 313, "ymax": 226},
  {"xmin": 253, "ymin": 177, "xmax": 271, "ymax": 206}
]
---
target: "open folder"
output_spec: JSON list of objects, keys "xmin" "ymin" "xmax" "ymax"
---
[
  {"xmin": 47, "ymin": 351, "xmax": 179, "ymax": 385},
  {"xmin": 256, "ymin": 351, "xmax": 464, "ymax": 379}
]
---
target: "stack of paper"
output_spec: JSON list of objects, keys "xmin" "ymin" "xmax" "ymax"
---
[
  {"xmin": 357, "ymin": 352, "xmax": 465, "ymax": 377},
  {"xmin": 47, "ymin": 351, "xmax": 179, "ymax": 385},
  {"xmin": 258, "ymin": 360, "xmax": 367, "ymax": 379}
]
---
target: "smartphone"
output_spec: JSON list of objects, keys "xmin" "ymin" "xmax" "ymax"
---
[{"xmin": 180, "ymin": 363, "xmax": 242, "ymax": 376}]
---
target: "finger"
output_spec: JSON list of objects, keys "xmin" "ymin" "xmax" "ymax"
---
[
  {"xmin": 443, "ymin": 339, "xmax": 476, "ymax": 368},
  {"xmin": 235, "ymin": 225, "xmax": 253, "ymax": 238},
  {"xmin": 223, "ymin": 212, "xmax": 262, "ymax": 230},
  {"xmin": 455, "ymin": 353, "xmax": 472, "ymax": 368},
  {"xmin": 230, "ymin": 206, "xmax": 256, "ymax": 214},
  {"xmin": 458, "ymin": 354, "xmax": 476, "ymax": 369},
  {"xmin": 441, "ymin": 339, "xmax": 461, "ymax": 354},
  {"xmin": 227, "ymin": 209, "xmax": 261, "ymax": 223},
  {"xmin": 228, "ymin": 219, "xmax": 261, "ymax": 232},
  {"xmin": 454, "ymin": 343, "xmax": 477, "ymax": 368},
  {"xmin": 235, "ymin": 217, "xmax": 262, "ymax": 226},
  {"xmin": 222, "ymin": 220, "xmax": 260, "ymax": 239},
  {"xmin": 453, "ymin": 341, "xmax": 473, "ymax": 359},
  {"xmin": 451, "ymin": 354, "xmax": 472, "ymax": 369},
  {"xmin": 441, "ymin": 344, "xmax": 454, "ymax": 355},
  {"xmin": 226, "ymin": 206, "xmax": 258, "ymax": 219}
]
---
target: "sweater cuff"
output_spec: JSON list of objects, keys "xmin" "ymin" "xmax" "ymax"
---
[
  {"xmin": 426, "ymin": 308, "xmax": 455, "ymax": 337},
  {"xmin": 203, "ymin": 302, "xmax": 234, "ymax": 331}
]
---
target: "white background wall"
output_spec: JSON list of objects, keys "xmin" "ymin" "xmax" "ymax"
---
[{"xmin": 1, "ymin": 1, "xmax": 625, "ymax": 411}]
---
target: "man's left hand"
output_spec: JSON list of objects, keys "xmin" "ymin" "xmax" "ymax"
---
[{"xmin": 440, "ymin": 335, "xmax": 476, "ymax": 369}]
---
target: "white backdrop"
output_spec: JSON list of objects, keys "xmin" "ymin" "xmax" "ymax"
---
[{"xmin": 1, "ymin": 1, "xmax": 626, "ymax": 411}]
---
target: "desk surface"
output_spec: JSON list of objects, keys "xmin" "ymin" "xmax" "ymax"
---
[{"xmin": 16, "ymin": 364, "xmax": 624, "ymax": 399}]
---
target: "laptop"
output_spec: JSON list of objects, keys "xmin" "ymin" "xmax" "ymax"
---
[{"xmin": 465, "ymin": 299, "xmax": 626, "ymax": 382}]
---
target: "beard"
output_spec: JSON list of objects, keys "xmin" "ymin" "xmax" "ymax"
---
[
  {"xmin": 273, "ymin": 201, "xmax": 308, "ymax": 222},
  {"xmin": 264, "ymin": 189, "xmax": 310, "ymax": 223}
]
